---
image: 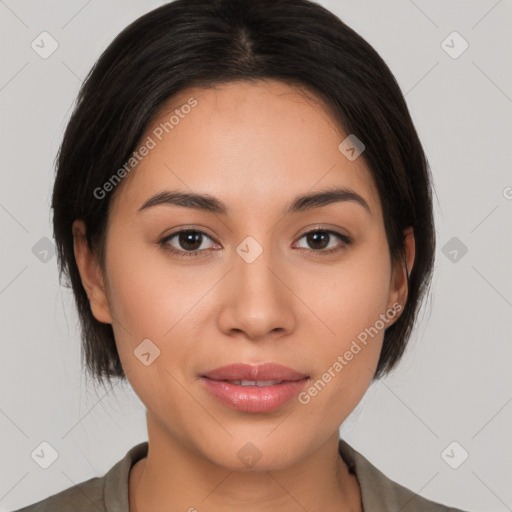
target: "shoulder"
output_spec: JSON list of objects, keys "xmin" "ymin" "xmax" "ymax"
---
[
  {"xmin": 338, "ymin": 439, "xmax": 469, "ymax": 512},
  {"xmin": 11, "ymin": 475, "xmax": 105, "ymax": 512},
  {"xmin": 12, "ymin": 441, "xmax": 149, "ymax": 512}
]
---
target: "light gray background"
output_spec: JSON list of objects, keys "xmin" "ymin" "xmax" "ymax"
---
[{"xmin": 1, "ymin": 1, "xmax": 511, "ymax": 511}]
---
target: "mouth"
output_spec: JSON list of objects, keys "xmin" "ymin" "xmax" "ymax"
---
[
  {"xmin": 201, "ymin": 362, "xmax": 309, "ymax": 382},
  {"xmin": 218, "ymin": 379, "xmax": 286, "ymax": 386},
  {"xmin": 200, "ymin": 363, "xmax": 310, "ymax": 413}
]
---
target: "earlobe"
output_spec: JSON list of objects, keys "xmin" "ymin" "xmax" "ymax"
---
[
  {"xmin": 72, "ymin": 220, "xmax": 113, "ymax": 324},
  {"xmin": 388, "ymin": 226, "xmax": 416, "ymax": 312}
]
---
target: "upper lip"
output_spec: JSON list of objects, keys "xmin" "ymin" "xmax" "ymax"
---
[{"xmin": 201, "ymin": 363, "xmax": 309, "ymax": 382}]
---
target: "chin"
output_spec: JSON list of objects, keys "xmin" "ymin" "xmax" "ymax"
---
[{"xmin": 196, "ymin": 434, "xmax": 307, "ymax": 473}]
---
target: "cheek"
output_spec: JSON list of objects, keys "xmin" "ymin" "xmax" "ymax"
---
[
  {"xmin": 296, "ymin": 241, "xmax": 393, "ymax": 417},
  {"xmin": 104, "ymin": 251, "xmax": 208, "ymax": 423},
  {"xmin": 104, "ymin": 235, "xmax": 209, "ymax": 336},
  {"xmin": 304, "ymin": 240, "xmax": 393, "ymax": 346},
  {"xmin": 102, "ymin": 239, "xmax": 213, "ymax": 384}
]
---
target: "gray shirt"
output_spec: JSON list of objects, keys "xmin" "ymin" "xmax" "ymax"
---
[{"xmin": 14, "ymin": 439, "xmax": 468, "ymax": 511}]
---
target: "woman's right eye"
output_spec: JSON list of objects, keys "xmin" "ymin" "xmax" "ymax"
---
[{"xmin": 159, "ymin": 229, "xmax": 218, "ymax": 258}]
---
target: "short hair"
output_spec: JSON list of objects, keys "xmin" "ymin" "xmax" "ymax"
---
[{"xmin": 52, "ymin": 0, "xmax": 435, "ymax": 388}]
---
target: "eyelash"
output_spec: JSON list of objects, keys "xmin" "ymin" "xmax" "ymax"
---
[{"xmin": 158, "ymin": 228, "xmax": 352, "ymax": 259}]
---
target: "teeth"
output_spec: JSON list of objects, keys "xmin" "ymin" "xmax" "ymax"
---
[{"xmin": 230, "ymin": 379, "xmax": 284, "ymax": 386}]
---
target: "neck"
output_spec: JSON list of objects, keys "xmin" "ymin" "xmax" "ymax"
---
[{"xmin": 129, "ymin": 414, "xmax": 362, "ymax": 512}]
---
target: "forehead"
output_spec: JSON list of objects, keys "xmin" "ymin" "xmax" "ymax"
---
[{"xmin": 108, "ymin": 80, "xmax": 380, "ymax": 219}]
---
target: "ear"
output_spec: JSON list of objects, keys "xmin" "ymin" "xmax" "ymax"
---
[
  {"xmin": 72, "ymin": 219, "xmax": 113, "ymax": 324},
  {"xmin": 387, "ymin": 226, "xmax": 415, "ymax": 312}
]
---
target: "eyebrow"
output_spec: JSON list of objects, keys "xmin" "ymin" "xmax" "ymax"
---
[{"xmin": 137, "ymin": 186, "xmax": 371, "ymax": 216}]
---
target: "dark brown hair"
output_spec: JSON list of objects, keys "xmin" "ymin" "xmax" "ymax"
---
[{"xmin": 52, "ymin": 0, "xmax": 435, "ymax": 387}]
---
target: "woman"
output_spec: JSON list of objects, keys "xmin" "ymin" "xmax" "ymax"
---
[{"xmin": 15, "ymin": 0, "xmax": 468, "ymax": 510}]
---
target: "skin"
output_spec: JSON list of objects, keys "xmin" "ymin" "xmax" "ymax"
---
[{"xmin": 73, "ymin": 80, "xmax": 415, "ymax": 512}]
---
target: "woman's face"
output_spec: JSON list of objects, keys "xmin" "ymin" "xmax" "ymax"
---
[{"xmin": 74, "ymin": 80, "xmax": 410, "ymax": 470}]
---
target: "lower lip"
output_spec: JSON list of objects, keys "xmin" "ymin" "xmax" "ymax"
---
[{"xmin": 200, "ymin": 377, "xmax": 309, "ymax": 413}]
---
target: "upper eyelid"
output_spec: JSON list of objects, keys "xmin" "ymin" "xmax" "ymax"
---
[
  {"xmin": 293, "ymin": 229, "xmax": 350, "ymax": 249},
  {"xmin": 162, "ymin": 228, "xmax": 217, "ymax": 244}
]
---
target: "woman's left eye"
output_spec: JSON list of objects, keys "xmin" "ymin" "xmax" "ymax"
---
[
  {"xmin": 159, "ymin": 228, "xmax": 351, "ymax": 258},
  {"xmin": 294, "ymin": 229, "xmax": 351, "ymax": 254}
]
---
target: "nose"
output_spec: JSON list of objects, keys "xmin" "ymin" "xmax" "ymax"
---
[{"xmin": 216, "ymin": 241, "xmax": 296, "ymax": 342}]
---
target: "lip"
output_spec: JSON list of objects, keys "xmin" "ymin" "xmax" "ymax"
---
[
  {"xmin": 200, "ymin": 363, "xmax": 309, "ymax": 413},
  {"xmin": 202, "ymin": 363, "xmax": 308, "ymax": 382}
]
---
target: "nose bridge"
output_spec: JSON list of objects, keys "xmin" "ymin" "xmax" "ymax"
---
[
  {"xmin": 234, "ymin": 233, "xmax": 280, "ymax": 302},
  {"xmin": 216, "ymin": 231, "xmax": 295, "ymax": 339}
]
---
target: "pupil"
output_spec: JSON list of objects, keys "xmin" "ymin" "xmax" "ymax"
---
[
  {"xmin": 308, "ymin": 231, "xmax": 328, "ymax": 249},
  {"xmin": 180, "ymin": 231, "xmax": 201, "ymax": 251}
]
